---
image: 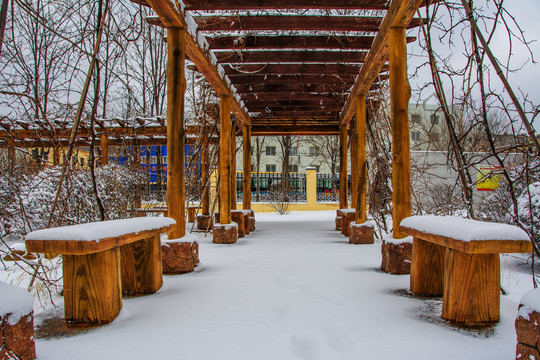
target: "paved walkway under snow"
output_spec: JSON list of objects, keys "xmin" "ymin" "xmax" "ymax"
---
[{"xmin": 35, "ymin": 211, "xmax": 532, "ymax": 359}]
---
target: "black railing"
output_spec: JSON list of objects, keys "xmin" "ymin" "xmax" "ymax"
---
[
  {"xmin": 236, "ymin": 172, "xmax": 307, "ymax": 203},
  {"xmin": 316, "ymin": 173, "xmax": 340, "ymax": 202}
]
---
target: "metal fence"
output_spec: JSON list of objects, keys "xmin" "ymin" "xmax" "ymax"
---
[
  {"xmin": 236, "ymin": 172, "xmax": 307, "ymax": 202},
  {"xmin": 316, "ymin": 173, "xmax": 339, "ymax": 202}
]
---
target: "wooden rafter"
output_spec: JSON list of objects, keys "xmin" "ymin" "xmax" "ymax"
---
[
  {"xmin": 141, "ymin": 0, "xmax": 250, "ymax": 125},
  {"xmin": 339, "ymin": 0, "xmax": 425, "ymax": 124},
  {"xmin": 182, "ymin": 0, "xmax": 389, "ymax": 10},
  {"xmin": 213, "ymin": 50, "xmax": 368, "ymax": 64},
  {"xmin": 251, "ymin": 124, "xmax": 339, "ymax": 136}
]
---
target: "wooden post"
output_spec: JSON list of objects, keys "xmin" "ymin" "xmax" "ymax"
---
[
  {"xmin": 7, "ymin": 138, "xmax": 14, "ymax": 172},
  {"xmin": 350, "ymin": 119, "xmax": 357, "ymax": 209},
  {"xmin": 219, "ymin": 95, "xmax": 232, "ymax": 224},
  {"xmin": 132, "ymin": 144, "xmax": 140, "ymax": 169},
  {"xmin": 389, "ymin": 27, "xmax": 411, "ymax": 239},
  {"xmin": 120, "ymin": 234, "xmax": 163, "ymax": 294},
  {"xmin": 355, "ymin": 96, "xmax": 367, "ymax": 224},
  {"xmin": 53, "ymin": 147, "xmax": 60, "ymax": 166},
  {"xmin": 201, "ymin": 130, "xmax": 210, "ymax": 215},
  {"xmin": 230, "ymin": 126, "xmax": 237, "ymax": 210},
  {"xmin": 339, "ymin": 124, "xmax": 348, "ymax": 209},
  {"xmin": 166, "ymin": 27, "xmax": 186, "ymax": 239},
  {"xmin": 100, "ymin": 134, "xmax": 108, "ymax": 167},
  {"xmin": 410, "ymin": 238, "xmax": 445, "ymax": 296},
  {"xmin": 242, "ymin": 125, "xmax": 252, "ymax": 210}
]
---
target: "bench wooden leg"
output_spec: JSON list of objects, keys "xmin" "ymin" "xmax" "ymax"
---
[
  {"xmin": 410, "ymin": 237, "xmax": 445, "ymax": 296},
  {"xmin": 121, "ymin": 234, "xmax": 163, "ymax": 294},
  {"xmin": 442, "ymin": 249, "xmax": 500, "ymax": 325},
  {"xmin": 63, "ymin": 248, "xmax": 122, "ymax": 324}
]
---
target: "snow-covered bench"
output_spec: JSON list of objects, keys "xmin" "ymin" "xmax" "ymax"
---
[
  {"xmin": 25, "ymin": 217, "xmax": 175, "ymax": 324},
  {"xmin": 400, "ymin": 215, "xmax": 532, "ymax": 325}
]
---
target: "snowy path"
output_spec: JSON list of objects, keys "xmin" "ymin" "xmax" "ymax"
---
[{"xmin": 35, "ymin": 211, "xmax": 532, "ymax": 359}]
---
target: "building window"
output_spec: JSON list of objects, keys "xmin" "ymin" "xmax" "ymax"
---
[
  {"xmin": 162, "ymin": 156, "xmax": 167, "ymax": 165},
  {"xmin": 309, "ymin": 147, "xmax": 319, "ymax": 157},
  {"xmin": 266, "ymin": 164, "xmax": 276, "ymax": 172},
  {"xmin": 289, "ymin": 165, "xmax": 298, "ymax": 172},
  {"xmin": 150, "ymin": 156, "xmax": 157, "ymax": 163},
  {"xmin": 289, "ymin": 147, "xmax": 298, "ymax": 156},
  {"xmin": 411, "ymin": 131, "xmax": 421, "ymax": 142},
  {"xmin": 265, "ymin": 146, "xmax": 276, "ymax": 156},
  {"xmin": 430, "ymin": 114, "xmax": 439, "ymax": 125},
  {"xmin": 411, "ymin": 114, "xmax": 421, "ymax": 124}
]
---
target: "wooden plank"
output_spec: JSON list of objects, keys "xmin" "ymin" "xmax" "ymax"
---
[
  {"xmin": 251, "ymin": 124, "xmax": 339, "ymax": 136},
  {"xmin": 166, "ymin": 28, "xmax": 187, "ymax": 239},
  {"xmin": 194, "ymin": 15, "xmax": 423, "ymax": 32},
  {"xmin": 339, "ymin": 0, "xmax": 424, "ymax": 125},
  {"xmin": 217, "ymin": 63, "xmax": 364, "ymax": 75},
  {"xmin": 250, "ymin": 110, "xmax": 338, "ymax": 117},
  {"xmin": 355, "ymin": 95, "xmax": 367, "ymax": 223},
  {"xmin": 240, "ymin": 92, "xmax": 349, "ymax": 102},
  {"xmin": 389, "ymin": 27, "xmax": 411, "ymax": 239},
  {"xmin": 442, "ymin": 250, "xmax": 500, "ymax": 325},
  {"xmin": 399, "ymin": 226, "xmax": 533, "ymax": 254},
  {"xmin": 242, "ymin": 125, "xmax": 251, "ymax": 210},
  {"xmin": 247, "ymin": 105, "xmax": 344, "ymax": 112},
  {"xmin": 63, "ymin": 248, "xmax": 122, "ymax": 324},
  {"xmin": 100, "ymin": 134, "xmax": 108, "ymax": 166},
  {"xmin": 213, "ymin": 50, "xmax": 368, "ymax": 64},
  {"xmin": 339, "ymin": 124, "xmax": 348, "ymax": 209},
  {"xmin": 182, "ymin": 0, "xmax": 390, "ymax": 10},
  {"xmin": 410, "ymin": 237, "xmax": 445, "ymax": 296},
  {"xmin": 25, "ymin": 227, "xmax": 173, "ymax": 255},
  {"xmin": 143, "ymin": 0, "xmax": 250, "ymax": 125},
  {"xmin": 229, "ymin": 74, "xmax": 357, "ymax": 85},
  {"xmin": 220, "ymin": 95, "xmax": 232, "ymax": 224},
  {"xmin": 235, "ymin": 83, "xmax": 353, "ymax": 93},
  {"xmin": 245, "ymin": 99, "xmax": 346, "ymax": 107},
  {"xmin": 120, "ymin": 234, "xmax": 163, "ymax": 294}
]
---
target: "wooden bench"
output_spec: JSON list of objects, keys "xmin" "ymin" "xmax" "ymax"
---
[
  {"xmin": 400, "ymin": 215, "xmax": 532, "ymax": 325},
  {"xmin": 25, "ymin": 217, "xmax": 175, "ymax": 324}
]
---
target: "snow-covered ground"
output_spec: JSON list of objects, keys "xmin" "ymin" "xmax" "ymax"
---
[{"xmin": 6, "ymin": 210, "xmax": 539, "ymax": 359}]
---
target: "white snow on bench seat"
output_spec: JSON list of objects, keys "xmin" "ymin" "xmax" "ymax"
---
[
  {"xmin": 518, "ymin": 288, "xmax": 540, "ymax": 320},
  {"xmin": 400, "ymin": 215, "xmax": 529, "ymax": 242},
  {"xmin": 25, "ymin": 217, "xmax": 176, "ymax": 242},
  {"xmin": 0, "ymin": 281, "xmax": 34, "ymax": 323},
  {"xmin": 339, "ymin": 209, "xmax": 356, "ymax": 214}
]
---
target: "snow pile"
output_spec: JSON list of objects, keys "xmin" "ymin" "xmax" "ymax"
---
[
  {"xmin": 0, "ymin": 281, "xmax": 34, "ymax": 324},
  {"xmin": 26, "ymin": 217, "xmax": 176, "ymax": 242},
  {"xmin": 517, "ymin": 288, "xmax": 540, "ymax": 320},
  {"xmin": 383, "ymin": 233, "xmax": 413, "ymax": 244},
  {"xmin": 400, "ymin": 215, "xmax": 529, "ymax": 242},
  {"xmin": 162, "ymin": 233, "xmax": 198, "ymax": 244}
]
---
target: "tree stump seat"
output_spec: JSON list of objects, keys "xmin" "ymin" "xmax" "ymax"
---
[
  {"xmin": 400, "ymin": 215, "xmax": 532, "ymax": 326},
  {"xmin": 187, "ymin": 206, "xmax": 198, "ymax": 223},
  {"xmin": 340, "ymin": 209, "xmax": 356, "ymax": 237},
  {"xmin": 25, "ymin": 217, "xmax": 175, "ymax": 324}
]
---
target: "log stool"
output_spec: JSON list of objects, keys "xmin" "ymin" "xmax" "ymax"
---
[
  {"xmin": 516, "ymin": 289, "xmax": 540, "ymax": 359},
  {"xmin": 231, "ymin": 210, "xmax": 246, "ymax": 238},
  {"xmin": 213, "ymin": 223, "xmax": 238, "ymax": 244},
  {"xmin": 0, "ymin": 282, "xmax": 35, "ymax": 360},
  {"xmin": 349, "ymin": 222, "xmax": 375, "ymax": 244},
  {"xmin": 335, "ymin": 209, "xmax": 342, "ymax": 231},
  {"xmin": 341, "ymin": 210, "xmax": 356, "ymax": 237},
  {"xmin": 196, "ymin": 214, "xmax": 213, "ymax": 231},
  {"xmin": 187, "ymin": 206, "xmax": 198, "ymax": 223},
  {"xmin": 381, "ymin": 236, "xmax": 412, "ymax": 275},
  {"xmin": 162, "ymin": 239, "xmax": 199, "ymax": 274}
]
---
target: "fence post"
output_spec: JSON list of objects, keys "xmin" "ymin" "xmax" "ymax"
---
[{"xmin": 306, "ymin": 167, "xmax": 317, "ymax": 207}]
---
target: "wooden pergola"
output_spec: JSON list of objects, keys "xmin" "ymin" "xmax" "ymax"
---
[{"xmin": 128, "ymin": 0, "xmax": 429, "ymax": 241}]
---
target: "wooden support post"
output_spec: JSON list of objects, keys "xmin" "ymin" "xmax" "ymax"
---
[
  {"xmin": 389, "ymin": 27, "xmax": 411, "ymax": 239},
  {"xmin": 339, "ymin": 124, "xmax": 348, "ymax": 209},
  {"xmin": 201, "ymin": 130, "xmax": 210, "ymax": 215},
  {"xmin": 242, "ymin": 125, "xmax": 252, "ymax": 210},
  {"xmin": 219, "ymin": 95, "xmax": 232, "ymax": 224},
  {"xmin": 63, "ymin": 249, "xmax": 122, "ymax": 324},
  {"xmin": 53, "ymin": 147, "xmax": 60, "ymax": 166},
  {"xmin": 350, "ymin": 119, "xmax": 357, "ymax": 209},
  {"xmin": 7, "ymin": 138, "xmax": 14, "ymax": 172},
  {"xmin": 100, "ymin": 134, "xmax": 109, "ymax": 167},
  {"xmin": 230, "ymin": 128, "xmax": 237, "ymax": 210},
  {"xmin": 355, "ymin": 96, "xmax": 367, "ymax": 224},
  {"xmin": 166, "ymin": 27, "xmax": 186, "ymax": 239},
  {"xmin": 132, "ymin": 144, "xmax": 140, "ymax": 169},
  {"xmin": 442, "ymin": 249, "xmax": 500, "ymax": 325}
]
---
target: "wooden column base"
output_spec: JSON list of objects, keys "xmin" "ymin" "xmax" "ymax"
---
[
  {"xmin": 213, "ymin": 223, "xmax": 238, "ymax": 244},
  {"xmin": 162, "ymin": 241, "xmax": 199, "ymax": 274},
  {"xmin": 121, "ymin": 235, "xmax": 163, "ymax": 295},
  {"xmin": 231, "ymin": 210, "xmax": 246, "ymax": 238},
  {"xmin": 349, "ymin": 223, "xmax": 374, "ymax": 244},
  {"xmin": 249, "ymin": 216, "xmax": 256, "ymax": 232},
  {"xmin": 381, "ymin": 238, "xmax": 412, "ymax": 275},
  {"xmin": 63, "ymin": 248, "xmax": 122, "ymax": 324},
  {"xmin": 442, "ymin": 249, "xmax": 500, "ymax": 325},
  {"xmin": 243, "ymin": 213, "xmax": 250, "ymax": 235},
  {"xmin": 335, "ymin": 216, "xmax": 342, "ymax": 231},
  {"xmin": 410, "ymin": 238, "xmax": 445, "ymax": 296},
  {"xmin": 187, "ymin": 206, "xmax": 198, "ymax": 223},
  {"xmin": 196, "ymin": 214, "xmax": 213, "ymax": 231},
  {"xmin": 342, "ymin": 212, "xmax": 356, "ymax": 237}
]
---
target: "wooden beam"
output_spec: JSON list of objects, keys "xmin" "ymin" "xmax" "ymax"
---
[
  {"xmin": 182, "ymin": 0, "xmax": 390, "ymax": 10},
  {"xmin": 215, "ymin": 64, "xmax": 365, "ymax": 75},
  {"xmin": 339, "ymin": 124, "xmax": 348, "ymax": 209},
  {"xmin": 213, "ymin": 50, "xmax": 368, "ymax": 64},
  {"xmin": 339, "ymin": 0, "xmax": 424, "ymax": 125},
  {"xmin": 247, "ymin": 105, "xmax": 343, "ymax": 112},
  {"xmin": 100, "ymin": 134, "xmax": 109, "ymax": 166},
  {"xmin": 166, "ymin": 28, "xmax": 187, "ymax": 239},
  {"xmin": 229, "ymin": 74, "xmax": 357, "ymax": 85},
  {"xmin": 389, "ymin": 27, "xmax": 411, "ymax": 239},
  {"xmin": 235, "ymin": 83, "xmax": 353, "ymax": 93},
  {"xmin": 230, "ymin": 126, "xmax": 237, "ymax": 210},
  {"xmin": 251, "ymin": 124, "xmax": 339, "ymax": 136},
  {"xmin": 250, "ymin": 110, "xmax": 338, "ymax": 117},
  {"xmin": 194, "ymin": 15, "xmax": 423, "ymax": 32},
  {"xmin": 355, "ymin": 95, "xmax": 367, "ymax": 223},
  {"xmin": 143, "ymin": 0, "xmax": 250, "ymax": 126},
  {"xmin": 240, "ymin": 92, "xmax": 349, "ymax": 102},
  {"xmin": 219, "ymin": 95, "xmax": 232, "ymax": 224},
  {"xmin": 349, "ymin": 119, "xmax": 357, "ymax": 209},
  {"xmin": 207, "ymin": 35, "xmax": 417, "ymax": 50},
  {"xmin": 201, "ymin": 130, "xmax": 210, "ymax": 215},
  {"xmin": 242, "ymin": 125, "xmax": 251, "ymax": 210}
]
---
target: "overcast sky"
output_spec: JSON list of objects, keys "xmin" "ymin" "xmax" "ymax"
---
[{"xmin": 405, "ymin": 0, "xmax": 540, "ymax": 131}]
